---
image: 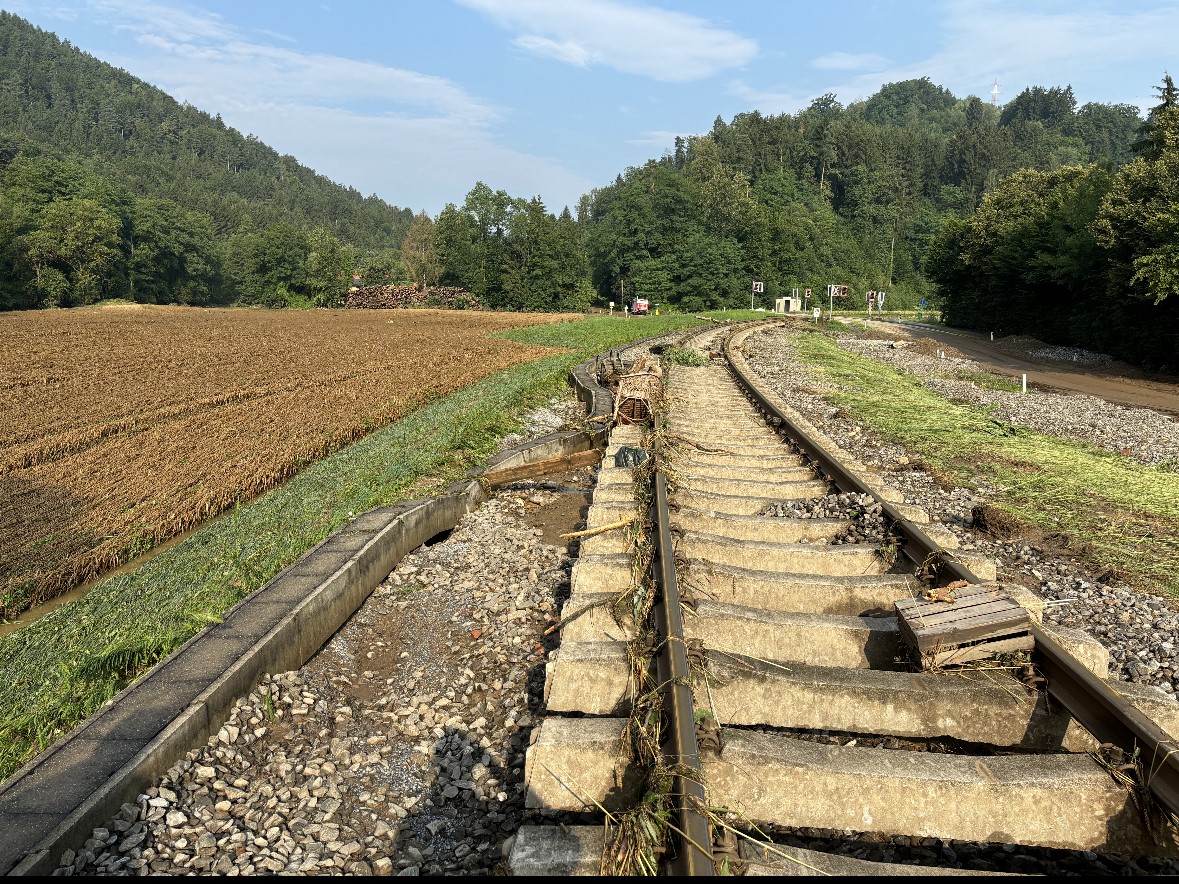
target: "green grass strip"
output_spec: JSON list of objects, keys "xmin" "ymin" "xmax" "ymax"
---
[
  {"xmin": 0, "ymin": 314, "xmax": 702, "ymax": 781},
  {"xmin": 794, "ymin": 331, "xmax": 1179, "ymax": 595}
]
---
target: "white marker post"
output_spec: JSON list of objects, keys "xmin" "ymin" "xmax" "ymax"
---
[{"xmin": 1022, "ymin": 374, "xmax": 1027, "ymax": 393}]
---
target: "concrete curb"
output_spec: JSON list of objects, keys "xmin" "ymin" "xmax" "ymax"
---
[{"xmin": 0, "ymin": 346, "xmax": 624, "ymax": 877}]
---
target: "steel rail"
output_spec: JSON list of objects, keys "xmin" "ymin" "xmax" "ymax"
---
[
  {"xmin": 721, "ymin": 328, "xmax": 1179, "ymax": 823},
  {"xmin": 650, "ymin": 425, "xmax": 714, "ymax": 875}
]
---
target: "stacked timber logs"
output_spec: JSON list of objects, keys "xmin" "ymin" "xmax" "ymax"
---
[{"xmin": 346, "ymin": 285, "xmax": 485, "ymax": 310}]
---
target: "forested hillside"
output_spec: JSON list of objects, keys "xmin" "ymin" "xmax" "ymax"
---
[
  {"xmin": 929, "ymin": 76, "xmax": 1179, "ymax": 369},
  {"xmin": 0, "ymin": 11, "xmax": 414, "ymax": 309},
  {"xmin": 574, "ymin": 78, "xmax": 1142, "ymax": 312}
]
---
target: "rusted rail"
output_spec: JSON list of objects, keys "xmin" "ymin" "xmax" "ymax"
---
[{"xmin": 650, "ymin": 457, "xmax": 713, "ymax": 875}]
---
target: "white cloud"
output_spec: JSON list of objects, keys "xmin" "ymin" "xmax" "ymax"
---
[
  {"xmin": 458, "ymin": 0, "xmax": 757, "ymax": 82},
  {"xmin": 513, "ymin": 35, "xmax": 594, "ymax": 67},
  {"xmin": 627, "ymin": 129, "xmax": 690, "ymax": 147},
  {"xmin": 241, "ymin": 104, "xmax": 596, "ymax": 214},
  {"xmin": 18, "ymin": 0, "xmax": 595, "ymax": 212},
  {"xmin": 812, "ymin": 51, "xmax": 889, "ymax": 72},
  {"xmin": 80, "ymin": 0, "xmax": 494, "ymax": 123},
  {"xmin": 871, "ymin": 1, "xmax": 1179, "ymax": 110},
  {"xmin": 93, "ymin": 0, "xmax": 231, "ymax": 43},
  {"xmin": 733, "ymin": 1, "xmax": 1179, "ymax": 116},
  {"xmin": 921, "ymin": 0, "xmax": 1179, "ymax": 109},
  {"xmin": 728, "ymin": 80, "xmax": 815, "ymax": 115}
]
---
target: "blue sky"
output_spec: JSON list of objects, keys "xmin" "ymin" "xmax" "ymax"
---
[{"xmin": 6, "ymin": 1, "xmax": 1178, "ymax": 215}]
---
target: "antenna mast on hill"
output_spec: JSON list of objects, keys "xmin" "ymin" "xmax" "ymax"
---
[{"xmin": 991, "ymin": 79, "xmax": 1001, "ymax": 105}]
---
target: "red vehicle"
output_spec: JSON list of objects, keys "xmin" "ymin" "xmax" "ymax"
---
[{"xmin": 631, "ymin": 298, "xmax": 650, "ymax": 315}]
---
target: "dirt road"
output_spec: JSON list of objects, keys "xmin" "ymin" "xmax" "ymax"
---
[{"xmin": 873, "ymin": 321, "xmax": 1179, "ymax": 416}]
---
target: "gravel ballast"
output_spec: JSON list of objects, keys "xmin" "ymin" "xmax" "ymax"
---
[{"xmin": 57, "ymin": 485, "xmax": 579, "ymax": 877}]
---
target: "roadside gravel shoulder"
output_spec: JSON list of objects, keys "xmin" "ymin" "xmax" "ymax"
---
[
  {"xmin": 742, "ymin": 322, "xmax": 1179, "ymax": 697},
  {"xmin": 840, "ymin": 334, "xmax": 1179, "ymax": 468}
]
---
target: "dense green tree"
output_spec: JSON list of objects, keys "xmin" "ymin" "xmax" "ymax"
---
[
  {"xmin": 861, "ymin": 78, "xmax": 957, "ymax": 128},
  {"xmin": 1133, "ymin": 73, "xmax": 1179, "ymax": 160},
  {"xmin": 435, "ymin": 203, "xmax": 480, "ymax": 292},
  {"xmin": 930, "ymin": 120, "xmax": 1179, "ymax": 369},
  {"xmin": 305, "ymin": 226, "xmax": 354, "ymax": 307},
  {"xmin": 1000, "ymin": 86, "xmax": 1077, "ymax": 129},
  {"xmin": 399, "ymin": 211, "xmax": 441, "ymax": 290},
  {"xmin": 242, "ymin": 223, "xmax": 309, "ymax": 306},
  {"xmin": 24, "ymin": 197, "xmax": 122, "ymax": 305},
  {"xmin": 1095, "ymin": 106, "xmax": 1179, "ymax": 304},
  {"xmin": 127, "ymin": 198, "xmax": 222, "ymax": 305},
  {"xmin": 434, "ymin": 190, "xmax": 591, "ymax": 312},
  {"xmin": 356, "ymin": 249, "xmax": 408, "ymax": 286},
  {"xmin": 463, "ymin": 182, "xmax": 512, "ymax": 300},
  {"xmin": 1069, "ymin": 102, "xmax": 1142, "ymax": 165},
  {"xmin": 687, "ymin": 138, "xmax": 758, "ymax": 239},
  {"xmin": 501, "ymin": 197, "xmax": 557, "ymax": 311}
]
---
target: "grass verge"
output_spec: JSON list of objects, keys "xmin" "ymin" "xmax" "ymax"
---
[
  {"xmin": 793, "ymin": 330, "xmax": 1179, "ymax": 595},
  {"xmin": 953, "ymin": 368, "xmax": 1022, "ymax": 393},
  {"xmin": 0, "ymin": 314, "xmax": 703, "ymax": 782}
]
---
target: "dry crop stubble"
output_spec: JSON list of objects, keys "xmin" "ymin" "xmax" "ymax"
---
[{"xmin": 0, "ymin": 305, "xmax": 570, "ymax": 617}]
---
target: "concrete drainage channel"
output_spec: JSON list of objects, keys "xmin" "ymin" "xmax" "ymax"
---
[
  {"xmin": 514, "ymin": 324, "xmax": 1179, "ymax": 875},
  {"xmin": 0, "ymin": 333, "xmax": 698, "ymax": 877}
]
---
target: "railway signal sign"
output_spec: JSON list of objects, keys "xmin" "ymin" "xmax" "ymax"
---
[
  {"xmin": 827, "ymin": 284, "xmax": 849, "ymax": 315},
  {"xmin": 751, "ymin": 280, "xmax": 764, "ymax": 309}
]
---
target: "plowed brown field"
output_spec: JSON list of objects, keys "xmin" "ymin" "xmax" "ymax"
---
[{"xmin": 0, "ymin": 305, "xmax": 570, "ymax": 617}]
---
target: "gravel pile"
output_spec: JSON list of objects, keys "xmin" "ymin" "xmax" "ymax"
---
[
  {"xmin": 841, "ymin": 339, "xmax": 1179, "ymax": 468},
  {"xmin": 59, "ymin": 485, "xmax": 579, "ymax": 877},
  {"xmin": 742, "ymin": 325, "xmax": 1179, "ymax": 696},
  {"xmin": 762, "ymin": 492, "xmax": 890, "ymax": 545},
  {"xmin": 988, "ymin": 334, "xmax": 1119, "ymax": 366},
  {"xmin": 1028, "ymin": 345, "xmax": 1112, "ymax": 365}
]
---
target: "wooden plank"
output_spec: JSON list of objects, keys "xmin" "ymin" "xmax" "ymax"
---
[
  {"xmin": 908, "ymin": 600, "xmax": 1024, "ymax": 632},
  {"xmin": 907, "ymin": 598, "xmax": 1014, "ymax": 626},
  {"xmin": 925, "ymin": 634, "xmax": 1035, "ymax": 669},
  {"xmin": 912, "ymin": 613, "xmax": 1031, "ymax": 652},
  {"xmin": 921, "ymin": 608, "xmax": 1029, "ymax": 637},
  {"xmin": 895, "ymin": 585, "xmax": 1009, "ymax": 617},
  {"xmin": 484, "ymin": 449, "xmax": 602, "ymax": 486},
  {"xmin": 909, "ymin": 607, "xmax": 1029, "ymax": 646}
]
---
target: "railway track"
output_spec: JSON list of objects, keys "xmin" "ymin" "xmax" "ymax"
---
[{"xmin": 510, "ymin": 323, "xmax": 1179, "ymax": 876}]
